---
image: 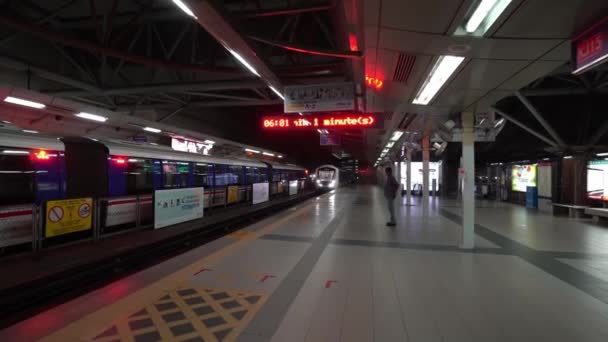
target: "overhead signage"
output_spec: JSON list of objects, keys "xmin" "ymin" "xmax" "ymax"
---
[
  {"xmin": 45, "ymin": 198, "xmax": 93, "ymax": 238},
  {"xmin": 262, "ymin": 113, "xmax": 377, "ymax": 130},
  {"xmin": 171, "ymin": 137, "xmax": 212, "ymax": 155},
  {"xmin": 512, "ymin": 164, "xmax": 537, "ymax": 192},
  {"xmin": 320, "ymin": 134, "xmax": 341, "ymax": 146},
  {"xmin": 154, "ymin": 187, "xmax": 204, "ymax": 229},
  {"xmin": 573, "ymin": 17, "xmax": 608, "ymax": 74},
  {"xmin": 284, "ymin": 82, "xmax": 355, "ymax": 113}
]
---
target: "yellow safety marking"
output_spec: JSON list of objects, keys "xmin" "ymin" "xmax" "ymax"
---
[
  {"xmin": 226, "ymin": 230, "xmax": 252, "ymax": 239},
  {"xmin": 40, "ymin": 194, "xmax": 327, "ymax": 342}
]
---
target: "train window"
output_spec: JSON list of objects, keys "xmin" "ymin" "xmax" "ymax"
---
[
  {"xmin": 162, "ymin": 161, "xmax": 189, "ymax": 188},
  {"xmin": 125, "ymin": 158, "xmax": 153, "ymax": 194},
  {"xmin": 215, "ymin": 164, "xmax": 242, "ymax": 186},
  {"xmin": 194, "ymin": 163, "xmax": 210, "ymax": 187},
  {"xmin": 246, "ymin": 167, "xmax": 265, "ymax": 184},
  {"xmin": 0, "ymin": 151, "xmax": 35, "ymax": 205}
]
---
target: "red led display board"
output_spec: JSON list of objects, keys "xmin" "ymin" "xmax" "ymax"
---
[
  {"xmin": 573, "ymin": 17, "xmax": 608, "ymax": 74},
  {"xmin": 262, "ymin": 113, "xmax": 378, "ymax": 130}
]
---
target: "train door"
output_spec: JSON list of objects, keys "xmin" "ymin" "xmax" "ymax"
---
[{"xmin": 62, "ymin": 137, "xmax": 108, "ymax": 198}]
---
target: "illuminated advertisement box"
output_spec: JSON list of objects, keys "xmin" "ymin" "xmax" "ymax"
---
[
  {"xmin": 512, "ymin": 165, "xmax": 537, "ymax": 192},
  {"xmin": 587, "ymin": 160, "xmax": 608, "ymax": 201},
  {"xmin": 252, "ymin": 183, "xmax": 269, "ymax": 205}
]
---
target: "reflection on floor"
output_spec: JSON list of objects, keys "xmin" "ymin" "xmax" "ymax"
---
[{"xmin": 3, "ymin": 186, "xmax": 608, "ymax": 342}]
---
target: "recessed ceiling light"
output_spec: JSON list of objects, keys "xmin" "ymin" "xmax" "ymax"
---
[
  {"xmin": 171, "ymin": 0, "xmax": 198, "ymax": 19},
  {"xmin": 245, "ymin": 148, "xmax": 260, "ymax": 154},
  {"xmin": 75, "ymin": 112, "xmax": 108, "ymax": 122},
  {"xmin": 269, "ymin": 86, "xmax": 284, "ymax": 100},
  {"xmin": 143, "ymin": 127, "xmax": 162, "ymax": 133},
  {"xmin": 4, "ymin": 96, "xmax": 46, "ymax": 109},
  {"xmin": 204, "ymin": 140, "xmax": 215, "ymax": 145},
  {"xmin": 2, "ymin": 150, "xmax": 29, "ymax": 154},
  {"xmin": 413, "ymin": 55, "xmax": 465, "ymax": 105},
  {"xmin": 262, "ymin": 152, "xmax": 275, "ymax": 157},
  {"xmin": 228, "ymin": 49, "xmax": 260, "ymax": 77}
]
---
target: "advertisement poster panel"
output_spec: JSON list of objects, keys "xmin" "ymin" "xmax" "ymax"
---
[
  {"xmin": 587, "ymin": 160, "xmax": 608, "ymax": 200},
  {"xmin": 154, "ymin": 187, "xmax": 204, "ymax": 229},
  {"xmin": 289, "ymin": 181, "xmax": 298, "ymax": 195},
  {"xmin": 227, "ymin": 186, "xmax": 239, "ymax": 204},
  {"xmin": 512, "ymin": 165, "xmax": 537, "ymax": 192},
  {"xmin": 537, "ymin": 163, "xmax": 552, "ymax": 198},
  {"xmin": 45, "ymin": 198, "xmax": 93, "ymax": 238},
  {"xmin": 284, "ymin": 83, "xmax": 355, "ymax": 113},
  {"xmin": 253, "ymin": 183, "xmax": 269, "ymax": 205}
]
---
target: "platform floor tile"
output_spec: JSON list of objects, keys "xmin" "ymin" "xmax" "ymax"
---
[{"xmin": 89, "ymin": 287, "xmax": 267, "ymax": 342}]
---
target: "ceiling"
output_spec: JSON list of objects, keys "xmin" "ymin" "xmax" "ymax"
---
[{"xmin": 0, "ymin": 0, "xmax": 607, "ymax": 167}]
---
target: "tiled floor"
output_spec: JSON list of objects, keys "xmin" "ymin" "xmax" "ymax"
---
[{"xmin": 3, "ymin": 186, "xmax": 608, "ymax": 341}]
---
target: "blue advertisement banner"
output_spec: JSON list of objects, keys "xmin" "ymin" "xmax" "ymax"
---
[{"xmin": 154, "ymin": 187, "xmax": 204, "ymax": 229}]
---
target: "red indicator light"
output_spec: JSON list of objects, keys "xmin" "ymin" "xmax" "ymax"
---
[
  {"xmin": 35, "ymin": 150, "xmax": 49, "ymax": 160},
  {"xmin": 349, "ymin": 33, "xmax": 359, "ymax": 51},
  {"xmin": 365, "ymin": 75, "xmax": 383, "ymax": 90},
  {"xmin": 115, "ymin": 158, "xmax": 126, "ymax": 165},
  {"xmin": 262, "ymin": 113, "xmax": 377, "ymax": 130}
]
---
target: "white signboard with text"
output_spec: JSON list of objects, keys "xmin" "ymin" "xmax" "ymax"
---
[
  {"xmin": 252, "ymin": 182, "xmax": 269, "ymax": 205},
  {"xmin": 289, "ymin": 181, "xmax": 298, "ymax": 195},
  {"xmin": 284, "ymin": 83, "xmax": 355, "ymax": 113},
  {"xmin": 154, "ymin": 187, "xmax": 204, "ymax": 229}
]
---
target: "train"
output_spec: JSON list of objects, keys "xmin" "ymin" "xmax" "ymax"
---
[
  {"xmin": 314, "ymin": 164, "xmax": 340, "ymax": 189},
  {"xmin": 0, "ymin": 129, "xmax": 307, "ymax": 247}
]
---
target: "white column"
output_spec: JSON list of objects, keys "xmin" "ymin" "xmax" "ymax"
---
[
  {"xmin": 462, "ymin": 111, "xmax": 475, "ymax": 249},
  {"xmin": 422, "ymin": 136, "xmax": 430, "ymax": 202},
  {"xmin": 406, "ymin": 149, "xmax": 412, "ymax": 205}
]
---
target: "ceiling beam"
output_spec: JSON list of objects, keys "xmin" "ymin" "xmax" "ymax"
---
[
  {"xmin": 0, "ymin": 14, "xmax": 242, "ymax": 76},
  {"xmin": 492, "ymin": 107, "xmax": 559, "ymax": 148},
  {"xmin": 238, "ymin": 4, "xmax": 335, "ymax": 19},
  {"xmin": 117, "ymin": 99, "xmax": 282, "ymax": 110},
  {"xmin": 43, "ymin": 80, "xmax": 266, "ymax": 97},
  {"xmin": 518, "ymin": 88, "xmax": 589, "ymax": 96},
  {"xmin": 248, "ymin": 35, "xmax": 363, "ymax": 59},
  {"xmin": 515, "ymin": 91, "xmax": 567, "ymax": 147}
]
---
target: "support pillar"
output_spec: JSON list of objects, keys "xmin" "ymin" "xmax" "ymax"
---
[
  {"xmin": 461, "ymin": 112, "xmax": 475, "ymax": 249},
  {"xmin": 406, "ymin": 149, "xmax": 412, "ymax": 205},
  {"xmin": 422, "ymin": 136, "xmax": 430, "ymax": 202}
]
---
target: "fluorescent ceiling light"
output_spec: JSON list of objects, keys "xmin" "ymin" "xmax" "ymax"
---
[
  {"xmin": 204, "ymin": 140, "xmax": 215, "ymax": 145},
  {"xmin": 494, "ymin": 118, "xmax": 505, "ymax": 128},
  {"xmin": 596, "ymin": 152, "xmax": 608, "ymax": 157},
  {"xmin": 413, "ymin": 55, "xmax": 465, "ymax": 105},
  {"xmin": 385, "ymin": 141, "xmax": 395, "ymax": 148},
  {"xmin": 382, "ymin": 148, "xmax": 389, "ymax": 153},
  {"xmin": 228, "ymin": 49, "xmax": 260, "ymax": 77},
  {"xmin": 4, "ymin": 96, "xmax": 46, "ymax": 109},
  {"xmin": 75, "ymin": 112, "xmax": 108, "ymax": 122},
  {"xmin": 277, "ymin": 155, "xmax": 283, "ymax": 158},
  {"xmin": 171, "ymin": 0, "xmax": 197, "ymax": 19},
  {"xmin": 564, "ymin": 156, "xmax": 573, "ymax": 159},
  {"xmin": 262, "ymin": 152, "xmax": 275, "ymax": 157},
  {"xmin": 149, "ymin": 142, "xmax": 158, "ymax": 146},
  {"xmin": 22, "ymin": 129, "xmax": 38, "ymax": 134},
  {"xmin": 2, "ymin": 150, "xmax": 29, "ymax": 154},
  {"xmin": 389, "ymin": 131, "xmax": 404, "ymax": 142},
  {"xmin": 466, "ymin": 0, "xmax": 511, "ymax": 33},
  {"xmin": 245, "ymin": 148, "xmax": 260, "ymax": 153},
  {"xmin": 269, "ymin": 86, "xmax": 284, "ymax": 100},
  {"xmin": 2, "ymin": 120, "xmax": 11, "ymax": 124},
  {"xmin": 143, "ymin": 127, "xmax": 162, "ymax": 133}
]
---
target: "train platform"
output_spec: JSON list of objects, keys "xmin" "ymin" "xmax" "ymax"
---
[{"xmin": 3, "ymin": 185, "xmax": 608, "ymax": 342}]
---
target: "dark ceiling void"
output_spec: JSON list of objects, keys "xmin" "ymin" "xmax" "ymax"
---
[{"xmin": 476, "ymin": 64, "xmax": 608, "ymax": 165}]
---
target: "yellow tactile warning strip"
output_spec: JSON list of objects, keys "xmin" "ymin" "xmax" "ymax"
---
[
  {"xmin": 39, "ymin": 195, "xmax": 330, "ymax": 342},
  {"xmin": 226, "ymin": 231, "xmax": 252, "ymax": 239},
  {"xmin": 89, "ymin": 287, "xmax": 267, "ymax": 342}
]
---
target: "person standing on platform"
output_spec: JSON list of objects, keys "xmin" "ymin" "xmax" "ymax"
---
[{"xmin": 384, "ymin": 167, "xmax": 399, "ymax": 226}]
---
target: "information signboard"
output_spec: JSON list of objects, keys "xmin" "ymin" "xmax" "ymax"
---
[
  {"xmin": 252, "ymin": 183, "xmax": 269, "ymax": 205},
  {"xmin": 154, "ymin": 187, "xmax": 204, "ymax": 229},
  {"xmin": 262, "ymin": 113, "xmax": 377, "ymax": 130},
  {"xmin": 45, "ymin": 198, "xmax": 93, "ymax": 237},
  {"xmin": 227, "ymin": 185, "xmax": 239, "ymax": 204},
  {"xmin": 573, "ymin": 17, "xmax": 608, "ymax": 74},
  {"xmin": 284, "ymin": 83, "xmax": 355, "ymax": 113}
]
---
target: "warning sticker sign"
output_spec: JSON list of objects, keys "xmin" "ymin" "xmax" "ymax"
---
[{"xmin": 45, "ymin": 198, "xmax": 93, "ymax": 238}]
